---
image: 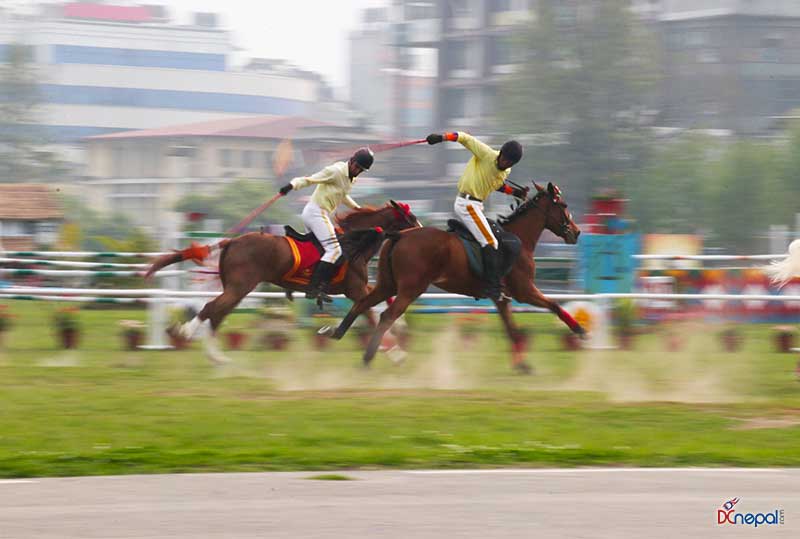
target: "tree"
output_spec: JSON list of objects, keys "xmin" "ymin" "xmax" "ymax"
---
[
  {"xmin": 498, "ymin": 0, "xmax": 660, "ymax": 211},
  {"xmin": 0, "ymin": 43, "xmax": 68, "ymax": 182},
  {"xmin": 622, "ymin": 134, "xmax": 718, "ymax": 234},
  {"xmin": 175, "ymin": 179, "xmax": 299, "ymax": 232},
  {"xmin": 704, "ymin": 141, "xmax": 784, "ymax": 252},
  {"xmin": 58, "ymin": 194, "xmax": 153, "ymax": 252}
]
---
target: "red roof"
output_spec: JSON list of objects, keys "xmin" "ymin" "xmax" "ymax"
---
[
  {"xmin": 64, "ymin": 3, "xmax": 153, "ymax": 23},
  {"xmin": 86, "ymin": 116, "xmax": 332, "ymax": 141},
  {"xmin": 0, "ymin": 184, "xmax": 63, "ymax": 220}
]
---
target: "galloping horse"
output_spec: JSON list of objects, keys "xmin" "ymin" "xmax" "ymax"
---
[
  {"xmin": 325, "ymin": 182, "xmax": 584, "ymax": 373},
  {"xmin": 145, "ymin": 201, "xmax": 420, "ymax": 363}
]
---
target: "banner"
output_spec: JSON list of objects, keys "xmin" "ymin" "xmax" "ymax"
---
[{"xmin": 577, "ymin": 233, "xmax": 640, "ymax": 293}]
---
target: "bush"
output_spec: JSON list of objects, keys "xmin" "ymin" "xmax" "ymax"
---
[
  {"xmin": 53, "ymin": 307, "xmax": 80, "ymax": 332},
  {"xmin": 0, "ymin": 305, "xmax": 12, "ymax": 332}
]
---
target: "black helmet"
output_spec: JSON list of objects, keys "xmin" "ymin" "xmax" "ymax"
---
[
  {"xmin": 352, "ymin": 147, "xmax": 374, "ymax": 170},
  {"xmin": 499, "ymin": 140, "xmax": 523, "ymax": 166}
]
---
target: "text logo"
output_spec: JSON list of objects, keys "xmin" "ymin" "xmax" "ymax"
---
[{"xmin": 717, "ymin": 498, "xmax": 784, "ymax": 528}]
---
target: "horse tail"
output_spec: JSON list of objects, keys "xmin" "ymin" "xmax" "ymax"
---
[
  {"xmin": 339, "ymin": 227, "xmax": 390, "ymax": 262},
  {"xmin": 144, "ymin": 240, "xmax": 230, "ymax": 280},
  {"xmin": 764, "ymin": 239, "xmax": 800, "ymax": 288}
]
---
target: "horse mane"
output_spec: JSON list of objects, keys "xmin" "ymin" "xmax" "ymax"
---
[
  {"xmin": 335, "ymin": 205, "xmax": 385, "ymax": 229},
  {"xmin": 497, "ymin": 193, "xmax": 546, "ymax": 226}
]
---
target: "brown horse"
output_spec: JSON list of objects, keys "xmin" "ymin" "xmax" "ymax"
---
[
  {"xmin": 145, "ymin": 200, "xmax": 420, "ymax": 363},
  {"xmin": 325, "ymin": 182, "xmax": 584, "ymax": 373}
]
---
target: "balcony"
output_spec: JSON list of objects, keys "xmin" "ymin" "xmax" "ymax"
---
[{"xmin": 394, "ymin": 19, "xmax": 441, "ymax": 46}]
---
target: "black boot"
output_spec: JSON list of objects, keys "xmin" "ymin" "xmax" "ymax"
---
[
  {"xmin": 306, "ymin": 261, "xmax": 336, "ymax": 303},
  {"xmin": 481, "ymin": 245, "xmax": 503, "ymax": 301}
]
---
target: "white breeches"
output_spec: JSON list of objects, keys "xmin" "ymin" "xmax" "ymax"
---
[
  {"xmin": 301, "ymin": 201, "xmax": 342, "ymax": 263},
  {"xmin": 454, "ymin": 197, "xmax": 498, "ymax": 249}
]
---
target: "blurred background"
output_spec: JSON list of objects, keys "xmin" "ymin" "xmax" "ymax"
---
[{"xmin": 0, "ymin": 0, "xmax": 798, "ymax": 254}]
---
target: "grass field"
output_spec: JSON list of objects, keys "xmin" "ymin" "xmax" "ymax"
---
[{"xmin": 0, "ymin": 300, "xmax": 799, "ymax": 477}]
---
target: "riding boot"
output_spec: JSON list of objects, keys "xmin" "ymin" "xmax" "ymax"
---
[
  {"xmin": 481, "ymin": 245, "xmax": 503, "ymax": 301},
  {"xmin": 306, "ymin": 261, "xmax": 336, "ymax": 303}
]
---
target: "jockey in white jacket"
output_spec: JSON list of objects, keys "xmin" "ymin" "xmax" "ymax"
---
[{"xmin": 279, "ymin": 147, "xmax": 374, "ymax": 301}]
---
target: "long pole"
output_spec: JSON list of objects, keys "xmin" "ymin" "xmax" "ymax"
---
[
  {"xmin": 225, "ymin": 138, "xmax": 427, "ymax": 235},
  {"xmin": 227, "ymin": 192, "xmax": 283, "ymax": 236}
]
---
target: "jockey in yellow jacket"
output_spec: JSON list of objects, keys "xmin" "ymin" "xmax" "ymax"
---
[
  {"xmin": 426, "ymin": 131, "xmax": 526, "ymax": 300},
  {"xmin": 279, "ymin": 147, "xmax": 374, "ymax": 301}
]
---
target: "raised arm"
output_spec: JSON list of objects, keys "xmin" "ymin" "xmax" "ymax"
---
[
  {"xmin": 426, "ymin": 131, "xmax": 495, "ymax": 161},
  {"xmin": 281, "ymin": 165, "xmax": 338, "ymax": 194}
]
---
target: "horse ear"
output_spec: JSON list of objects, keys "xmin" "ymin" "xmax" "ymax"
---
[
  {"xmin": 533, "ymin": 181, "xmax": 545, "ymax": 192},
  {"xmin": 547, "ymin": 182, "xmax": 555, "ymax": 195},
  {"xmin": 389, "ymin": 200, "xmax": 399, "ymax": 208}
]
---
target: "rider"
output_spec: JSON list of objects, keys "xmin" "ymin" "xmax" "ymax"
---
[
  {"xmin": 425, "ymin": 131, "xmax": 526, "ymax": 300},
  {"xmin": 279, "ymin": 147, "xmax": 374, "ymax": 302}
]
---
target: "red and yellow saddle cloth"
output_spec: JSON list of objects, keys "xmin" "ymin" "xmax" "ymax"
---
[{"xmin": 282, "ymin": 237, "xmax": 348, "ymax": 286}]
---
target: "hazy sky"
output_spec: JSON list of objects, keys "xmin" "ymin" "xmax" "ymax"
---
[
  {"xmin": 16, "ymin": 0, "xmax": 387, "ymax": 94},
  {"xmin": 165, "ymin": 0, "xmax": 386, "ymax": 92}
]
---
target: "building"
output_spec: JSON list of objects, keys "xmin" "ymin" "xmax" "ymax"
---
[
  {"xmin": 0, "ymin": 184, "xmax": 63, "ymax": 250},
  {"xmin": 653, "ymin": 0, "xmax": 800, "ymax": 134},
  {"xmin": 347, "ymin": 0, "xmax": 534, "ymax": 215},
  {"xmin": 82, "ymin": 115, "xmax": 382, "ymax": 231},
  {"xmin": 0, "ymin": 2, "xmax": 329, "ymax": 172}
]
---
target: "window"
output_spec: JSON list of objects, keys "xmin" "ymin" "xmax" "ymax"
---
[
  {"xmin": 449, "ymin": 44, "xmax": 468, "ymax": 70},
  {"xmin": 0, "ymin": 221, "xmax": 34, "ymax": 236},
  {"xmin": 242, "ymin": 150, "xmax": 253, "ymax": 168},
  {"xmin": 219, "ymin": 149, "xmax": 232, "ymax": 168},
  {"xmin": 444, "ymin": 88, "xmax": 467, "ymax": 119},
  {"xmin": 406, "ymin": 2, "xmax": 436, "ymax": 20},
  {"xmin": 262, "ymin": 151, "xmax": 273, "ymax": 173},
  {"xmin": 762, "ymin": 37, "xmax": 783, "ymax": 62}
]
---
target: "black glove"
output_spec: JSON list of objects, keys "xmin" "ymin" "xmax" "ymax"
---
[
  {"xmin": 514, "ymin": 185, "xmax": 530, "ymax": 199},
  {"xmin": 426, "ymin": 133, "xmax": 444, "ymax": 145},
  {"xmin": 279, "ymin": 183, "xmax": 293, "ymax": 195}
]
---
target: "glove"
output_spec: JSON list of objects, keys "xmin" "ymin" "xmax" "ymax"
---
[
  {"xmin": 426, "ymin": 133, "xmax": 444, "ymax": 145},
  {"xmin": 514, "ymin": 185, "xmax": 530, "ymax": 199},
  {"xmin": 279, "ymin": 183, "xmax": 293, "ymax": 195},
  {"xmin": 501, "ymin": 184, "xmax": 529, "ymax": 198}
]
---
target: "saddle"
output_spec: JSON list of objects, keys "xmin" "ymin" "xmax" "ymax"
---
[
  {"xmin": 446, "ymin": 219, "xmax": 522, "ymax": 280},
  {"xmin": 282, "ymin": 225, "xmax": 348, "ymax": 286}
]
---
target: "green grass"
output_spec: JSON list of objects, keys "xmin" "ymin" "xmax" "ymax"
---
[{"xmin": 0, "ymin": 300, "xmax": 799, "ymax": 477}]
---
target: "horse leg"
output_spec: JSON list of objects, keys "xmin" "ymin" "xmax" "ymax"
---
[
  {"xmin": 515, "ymin": 284, "xmax": 586, "ymax": 337},
  {"xmin": 195, "ymin": 282, "xmax": 257, "ymax": 365},
  {"xmin": 494, "ymin": 298, "xmax": 532, "ymax": 374},
  {"xmin": 363, "ymin": 288, "xmax": 421, "ymax": 367},
  {"xmin": 328, "ymin": 283, "xmax": 393, "ymax": 340}
]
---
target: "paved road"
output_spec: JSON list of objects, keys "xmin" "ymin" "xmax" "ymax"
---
[{"xmin": 1, "ymin": 468, "xmax": 798, "ymax": 538}]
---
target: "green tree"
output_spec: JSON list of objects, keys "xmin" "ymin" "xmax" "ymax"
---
[
  {"xmin": 623, "ymin": 134, "xmax": 718, "ymax": 234},
  {"xmin": 58, "ymin": 194, "xmax": 152, "ymax": 252},
  {"xmin": 704, "ymin": 141, "xmax": 783, "ymax": 251},
  {"xmin": 498, "ymin": 0, "xmax": 660, "ymax": 209},
  {"xmin": 0, "ymin": 43, "xmax": 68, "ymax": 182},
  {"xmin": 175, "ymin": 179, "xmax": 298, "ymax": 232}
]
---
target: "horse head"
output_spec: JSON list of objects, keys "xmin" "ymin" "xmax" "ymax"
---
[
  {"xmin": 532, "ymin": 181, "xmax": 581, "ymax": 244},
  {"xmin": 336, "ymin": 201, "xmax": 420, "ymax": 232},
  {"xmin": 388, "ymin": 200, "xmax": 422, "ymax": 229}
]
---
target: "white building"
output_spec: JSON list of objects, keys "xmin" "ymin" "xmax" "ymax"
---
[{"xmin": 0, "ymin": 2, "xmax": 326, "ymax": 171}]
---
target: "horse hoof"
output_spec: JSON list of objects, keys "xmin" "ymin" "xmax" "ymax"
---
[
  {"xmin": 513, "ymin": 362, "xmax": 534, "ymax": 375},
  {"xmin": 317, "ymin": 325, "xmax": 334, "ymax": 337},
  {"xmin": 386, "ymin": 345, "xmax": 407, "ymax": 365}
]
